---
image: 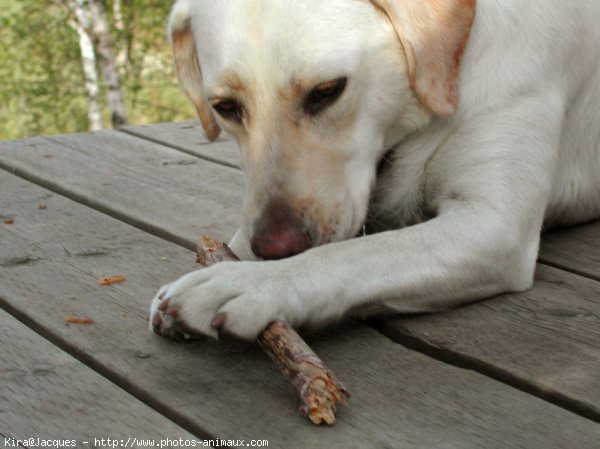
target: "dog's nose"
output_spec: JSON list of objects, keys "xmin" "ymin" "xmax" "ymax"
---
[{"xmin": 250, "ymin": 201, "xmax": 312, "ymax": 260}]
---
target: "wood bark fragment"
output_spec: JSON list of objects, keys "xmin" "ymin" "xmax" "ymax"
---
[
  {"xmin": 64, "ymin": 316, "xmax": 94, "ymax": 324},
  {"xmin": 99, "ymin": 275, "xmax": 126, "ymax": 285},
  {"xmin": 197, "ymin": 236, "xmax": 350, "ymax": 425}
]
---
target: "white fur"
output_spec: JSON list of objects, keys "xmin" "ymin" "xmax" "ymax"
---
[{"xmin": 150, "ymin": 0, "xmax": 600, "ymax": 341}]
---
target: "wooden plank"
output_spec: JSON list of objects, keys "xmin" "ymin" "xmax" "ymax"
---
[
  {"xmin": 6, "ymin": 127, "xmax": 599, "ymax": 283},
  {"xmin": 122, "ymin": 122, "xmax": 600, "ymax": 281},
  {"xmin": 0, "ymin": 308, "xmax": 196, "ymax": 442},
  {"xmin": 0, "ymin": 130, "xmax": 244, "ymax": 249},
  {"xmin": 120, "ymin": 120, "xmax": 241, "ymax": 169},
  {"xmin": 374, "ymin": 262, "xmax": 600, "ymax": 421},
  {"xmin": 2, "ymin": 172, "xmax": 598, "ymax": 447},
  {"xmin": 2, "ymin": 131, "xmax": 600, "ymax": 421},
  {"xmin": 540, "ymin": 221, "xmax": 600, "ymax": 281}
]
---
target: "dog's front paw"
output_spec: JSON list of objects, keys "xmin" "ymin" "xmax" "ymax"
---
[
  {"xmin": 148, "ymin": 261, "xmax": 303, "ymax": 341},
  {"xmin": 149, "ymin": 283, "xmax": 201, "ymax": 340}
]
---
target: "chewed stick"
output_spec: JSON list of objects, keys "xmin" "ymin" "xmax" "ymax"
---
[{"xmin": 197, "ymin": 237, "xmax": 350, "ymax": 425}]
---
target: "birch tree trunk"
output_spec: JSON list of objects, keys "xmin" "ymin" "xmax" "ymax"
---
[
  {"xmin": 89, "ymin": 0, "xmax": 129, "ymax": 128},
  {"xmin": 112, "ymin": 0, "xmax": 128, "ymax": 69},
  {"xmin": 112, "ymin": 0, "xmax": 124, "ymax": 31},
  {"xmin": 66, "ymin": 0, "xmax": 103, "ymax": 130}
]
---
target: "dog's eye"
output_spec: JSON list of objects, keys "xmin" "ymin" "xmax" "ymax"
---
[
  {"xmin": 304, "ymin": 77, "xmax": 347, "ymax": 116},
  {"xmin": 212, "ymin": 100, "xmax": 243, "ymax": 122}
]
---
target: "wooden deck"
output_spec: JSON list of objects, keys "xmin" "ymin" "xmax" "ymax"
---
[{"xmin": 1, "ymin": 121, "xmax": 599, "ymax": 448}]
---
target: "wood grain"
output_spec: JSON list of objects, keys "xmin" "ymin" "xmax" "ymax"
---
[
  {"xmin": 540, "ymin": 221, "xmax": 600, "ymax": 280},
  {"xmin": 2, "ymin": 131, "xmax": 600, "ymax": 422},
  {"xmin": 119, "ymin": 122, "xmax": 600, "ymax": 282},
  {"xmin": 1, "ymin": 171, "xmax": 598, "ymax": 447},
  {"xmin": 0, "ymin": 308, "xmax": 196, "ymax": 442},
  {"xmin": 120, "ymin": 120, "xmax": 241, "ymax": 169},
  {"xmin": 374, "ymin": 263, "xmax": 600, "ymax": 420},
  {"xmin": 0, "ymin": 131, "xmax": 243, "ymax": 248}
]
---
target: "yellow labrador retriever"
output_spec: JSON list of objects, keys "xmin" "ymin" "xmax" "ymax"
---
[{"xmin": 150, "ymin": 0, "xmax": 600, "ymax": 340}]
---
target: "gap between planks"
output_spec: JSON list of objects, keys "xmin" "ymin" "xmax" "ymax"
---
[
  {"xmin": 0, "ymin": 308, "xmax": 196, "ymax": 440},
  {"xmin": 7, "ymin": 170, "xmax": 596, "ymax": 448},
  {"xmin": 0, "ymin": 297, "xmax": 217, "ymax": 441},
  {"xmin": 0, "ymin": 158, "xmax": 197, "ymax": 252},
  {"xmin": 535, "ymin": 259, "xmax": 600, "ymax": 283},
  {"xmin": 367, "ymin": 318, "xmax": 600, "ymax": 424},
  {"xmin": 119, "ymin": 125, "xmax": 600, "ymax": 284},
  {"xmin": 1, "ymin": 133, "xmax": 599, "ymax": 426}
]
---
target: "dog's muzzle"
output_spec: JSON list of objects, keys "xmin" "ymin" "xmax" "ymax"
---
[{"xmin": 250, "ymin": 199, "xmax": 313, "ymax": 260}]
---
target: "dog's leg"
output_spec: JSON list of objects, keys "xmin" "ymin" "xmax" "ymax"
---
[
  {"xmin": 327, "ymin": 93, "xmax": 565, "ymax": 317},
  {"xmin": 150, "ymin": 93, "xmax": 564, "ymax": 341}
]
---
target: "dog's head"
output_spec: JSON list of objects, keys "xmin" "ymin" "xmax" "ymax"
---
[{"xmin": 169, "ymin": 0, "xmax": 475, "ymax": 259}]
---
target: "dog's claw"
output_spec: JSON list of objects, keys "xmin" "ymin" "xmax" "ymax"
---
[
  {"xmin": 158, "ymin": 298, "xmax": 170, "ymax": 311},
  {"xmin": 211, "ymin": 312, "xmax": 227, "ymax": 329},
  {"xmin": 150, "ymin": 287, "xmax": 214, "ymax": 341},
  {"xmin": 166, "ymin": 307, "xmax": 179, "ymax": 316},
  {"xmin": 149, "ymin": 257, "xmax": 297, "ymax": 342}
]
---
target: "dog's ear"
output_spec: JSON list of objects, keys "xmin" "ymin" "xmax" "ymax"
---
[
  {"xmin": 371, "ymin": 0, "xmax": 476, "ymax": 116},
  {"xmin": 168, "ymin": 0, "xmax": 221, "ymax": 141}
]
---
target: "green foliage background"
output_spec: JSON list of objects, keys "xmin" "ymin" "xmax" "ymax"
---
[{"xmin": 0, "ymin": 0, "xmax": 193, "ymax": 141}]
